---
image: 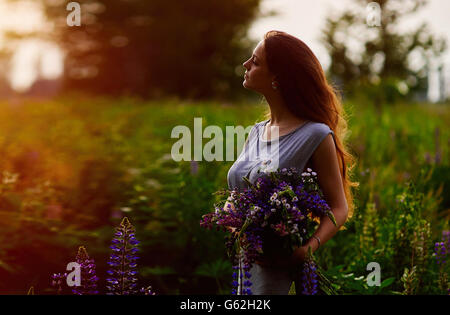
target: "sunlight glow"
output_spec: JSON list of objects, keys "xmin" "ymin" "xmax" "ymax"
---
[{"xmin": 0, "ymin": 0, "xmax": 62, "ymax": 91}]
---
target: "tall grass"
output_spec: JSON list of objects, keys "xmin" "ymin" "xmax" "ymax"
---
[{"xmin": 0, "ymin": 96, "xmax": 448, "ymax": 294}]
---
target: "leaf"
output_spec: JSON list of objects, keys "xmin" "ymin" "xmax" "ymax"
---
[
  {"xmin": 27, "ymin": 286, "xmax": 34, "ymax": 295},
  {"xmin": 327, "ymin": 211, "xmax": 338, "ymax": 226},
  {"xmin": 380, "ymin": 277, "xmax": 395, "ymax": 289},
  {"xmin": 237, "ymin": 218, "xmax": 251, "ymax": 248},
  {"xmin": 140, "ymin": 266, "xmax": 176, "ymax": 276},
  {"xmin": 0, "ymin": 259, "xmax": 15, "ymax": 273},
  {"xmin": 194, "ymin": 260, "xmax": 232, "ymax": 278},
  {"xmin": 288, "ymin": 281, "xmax": 296, "ymax": 295},
  {"xmin": 242, "ymin": 176, "xmax": 255, "ymax": 190}
]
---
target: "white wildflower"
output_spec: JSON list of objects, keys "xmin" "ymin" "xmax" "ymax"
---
[
  {"xmin": 127, "ymin": 168, "xmax": 141, "ymax": 176},
  {"xmin": 2, "ymin": 171, "xmax": 19, "ymax": 185},
  {"xmin": 145, "ymin": 178, "xmax": 162, "ymax": 189}
]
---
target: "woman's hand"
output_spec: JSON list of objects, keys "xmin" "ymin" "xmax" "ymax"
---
[
  {"xmin": 224, "ymin": 199, "xmax": 236, "ymax": 212},
  {"xmin": 223, "ymin": 199, "xmax": 239, "ymax": 235},
  {"xmin": 255, "ymin": 244, "xmax": 312, "ymax": 269},
  {"xmin": 225, "ymin": 226, "xmax": 239, "ymax": 237}
]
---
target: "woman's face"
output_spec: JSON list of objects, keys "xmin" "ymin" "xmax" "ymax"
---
[{"xmin": 242, "ymin": 40, "xmax": 274, "ymax": 94}]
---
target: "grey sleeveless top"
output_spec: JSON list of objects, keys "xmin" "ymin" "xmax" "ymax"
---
[{"xmin": 227, "ymin": 119, "xmax": 335, "ymax": 192}]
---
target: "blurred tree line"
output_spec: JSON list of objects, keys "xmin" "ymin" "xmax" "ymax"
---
[
  {"xmin": 5, "ymin": 0, "xmax": 266, "ymax": 99},
  {"xmin": 321, "ymin": 0, "xmax": 447, "ymax": 106},
  {"xmin": 2, "ymin": 0, "xmax": 447, "ymax": 102}
]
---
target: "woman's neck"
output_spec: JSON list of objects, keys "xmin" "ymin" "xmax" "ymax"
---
[{"xmin": 264, "ymin": 96, "xmax": 306, "ymax": 127}]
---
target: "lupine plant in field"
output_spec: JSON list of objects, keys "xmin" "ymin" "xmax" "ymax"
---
[
  {"xmin": 106, "ymin": 217, "xmax": 140, "ymax": 295},
  {"xmin": 140, "ymin": 286, "xmax": 157, "ymax": 295},
  {"xmin": 434, "ymin": 230, "xmax": 449, "ymax": 294},
  {"xmin": 72, "ymin": 246, "xmax": 99, "ymax": 295},
  {"xmin": 399, "ymin": 220, "xmax": 431, "ymax": 295},
  {"xmin": 51, "ymin": 272, "xmax": 68, "ymax": 295},
  {"xmin": 442, "ymin": 231, "xmax": 450, "ymax": 252},
  {"xmin": 47, "ymin": 217, "xmax": 157, "ymax": 295},
  {"xmin": 401, "ymin": 266, "xmax": 419, "ymax": 295},
  {"xmin": 411, "ymin": 221, "xmax": 431, "ymax": 286}
]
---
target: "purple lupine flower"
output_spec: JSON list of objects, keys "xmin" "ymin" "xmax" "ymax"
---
[
  {"xmin": 241, "ymin": 262, "xmax": 252, "ymax": 295},
  {"xmin": 435, "ymin": 232, "xmax": 450, "ymax": 294},
  {"xmin": 106, "ymin": 217, "xmax": 140, "ymax": 295},
  {"xmin": 51, "ymin": 272, "xmax": 67, "ymax": 295},
  {"xmin": 442, "ymin": 230, "xmax": 450, "ymax": 252},
  {"xmin": 140, "ymin": 285, "xmax": 157, "ymax": 295},
  {"xmin": 301, "ymin": 259, "xmax": 318, "ymax": 295},
  {"xmin": 231, "ymin": 262, "xmax": 252, "ymax": 295},
  {"xmin": 190, "ymin": 160, "xmax": 199, "ymax": 175},
  {"xmin": 230, "ymin": 265, "xmax": 240, "ymax": 294},
  {"xmin": 72, "ymin": 246, "xmax": 99, "ymax": 295},
  {"xmin": 434, "ymin": 242, "xmax": 447, "ymax": 265}
]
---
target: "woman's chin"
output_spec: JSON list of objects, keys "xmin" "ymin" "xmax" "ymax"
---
[{"xmin": 243, "ymin": 81, "xmax": 255, "ymax": 91}]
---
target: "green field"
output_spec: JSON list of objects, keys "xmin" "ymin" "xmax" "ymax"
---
[{"xmin": 0, "ymin": 96, "xmax": 448, "ymax": 294}]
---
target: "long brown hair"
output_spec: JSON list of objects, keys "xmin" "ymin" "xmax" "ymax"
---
[{"xmin": 262, "ymin": 30, "xmax": 359, "ymax": 218}]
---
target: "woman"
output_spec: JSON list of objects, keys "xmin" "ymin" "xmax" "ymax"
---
[{"xmin": 225, "ymin": 31, "xmax": 358, "ymax": 295}]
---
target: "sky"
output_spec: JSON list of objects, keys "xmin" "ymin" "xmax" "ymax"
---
[
  {"xmin": 0, "ymin": 0, "xmax": 63, "ymax": 91},
  {"xmin": 249, "ymin": 0, "xmax": 450, "ymax": 101},
  {"xmin": 1, "ymin": 0, "xmax": 449, "ymax": 99}
]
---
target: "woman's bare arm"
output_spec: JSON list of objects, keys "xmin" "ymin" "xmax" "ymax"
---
[{"xmin": 300, "ymin": 134, "xmax": 349, "ymax": 255}]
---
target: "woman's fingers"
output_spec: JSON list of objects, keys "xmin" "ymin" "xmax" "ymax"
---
[
  {"xmin": 226, "ymin": 226, "xmax": 237, "ymax": 234},
  {"xmin": 224, "ymin": 200, "xmax": 236, "ymax": 212}
]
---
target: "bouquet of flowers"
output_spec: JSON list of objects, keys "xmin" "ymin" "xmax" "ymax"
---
[{"xmin": 200, "ymin": 167, "xmax": 337, "ymax": 295}]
